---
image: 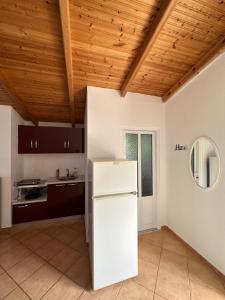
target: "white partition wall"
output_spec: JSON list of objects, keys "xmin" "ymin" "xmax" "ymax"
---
[
  {"xmin": 166, "ymin": 53, "xmax": 225, "ymax": 274},
  {"xmin": 85, "ymin": 87, "xmax": 166, "ymax": 240}
]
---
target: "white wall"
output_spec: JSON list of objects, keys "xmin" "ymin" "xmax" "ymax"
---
[
  {"xmin": 166, "ymin": 53, "xmax": 225, "ymax": 274},
  {"xmin": 11, "ymin": 109, "xmax": 24, "ymax": 200},
  {"xmin": 86, "ymin": 87, "xmax": 166, "ymax": 228},
  {"xmin": 0, "ymin": 106, "xmax": 12, "ymax": 227}
]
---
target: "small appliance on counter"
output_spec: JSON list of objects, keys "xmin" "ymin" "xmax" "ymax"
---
[
  {"xmin": 17, "ymin": 178, "xmax": 41, "ymax": 186},
  {"xmin": 14, "ymin": 178, "xmax": 47, "ymax": 204}
]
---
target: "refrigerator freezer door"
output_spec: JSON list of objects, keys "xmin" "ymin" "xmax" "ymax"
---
[
  {"xmin": 92, "ymin": 193, "xmax": 138, "ymax": 290},
  {"xmin": 92, "ymin": 160, "xmax": 137, "ymax": 196}
]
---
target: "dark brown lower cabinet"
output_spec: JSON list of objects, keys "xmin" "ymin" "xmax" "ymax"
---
[
  {"xmin": 47, "ymin": 182, "xmax": 85, "ymax": 219},
  {"xmin": 13, "ymin": 202, "xmax": 47, "ymax": 224},
  {"xmin": 13, "ymin": 182, "xmax": 85, "ymax": 224}
]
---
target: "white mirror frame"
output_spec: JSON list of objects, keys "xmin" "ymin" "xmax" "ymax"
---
[{"xmin": 189, "ymin": 136, "xmax": 221, "ymax": 191}]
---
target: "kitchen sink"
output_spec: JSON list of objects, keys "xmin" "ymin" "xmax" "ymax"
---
[{"xmin": 58, "ymin": 176, "xmax": 78, "ymax": 181}]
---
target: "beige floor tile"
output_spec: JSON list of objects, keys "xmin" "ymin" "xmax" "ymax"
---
[
  {"xmin": 133, "ymin": 258, "xmax": 158, "ymax": 292},
  {"xmin": 32, "ymin": 219, "xmax": 59, "ymax": 231},
  {"xmin": 0, "ymin": 244, "xmax": 31, "ymax": 270},
  {"xmin": 91, "ymin": 282, "xmax": 122, "ymax": 299},
  {"xmin": 139, "ymin": 240, "xmax": 161, "ymax": 266},
  {"xmin": 0, "ymin": 231, "xmax": 11, "ymax": 243},
  {"xmin": 66, "ymin": 254, "xmax": 91, "ymax": 289},
  {"xmin": 55, "ymin": 227, "xmax": 78, "ymax": 245},
  {"xmin": 117, "ymin": 280, "xmax": 154, "ymax": 300},
  {"xmin": 21, "ymin": 263, "xmax": 62, "ymax": 299},
  {"xmin": 79, "ymin": 291, "xmax": 100, "ymax": 300},
  {"xmin": 42, "ymin": 275, "xmax": 83, "ymax": 299},
  {"xmin": 186, "ymin": 247, "xmax": 203, "ymax": 263},
  {"xmin": 0, "ymin": 238, "xmax": 21, "ymax": 256},
  {"xmin": 154, "ymin": 294, "xmax": 167, "ymax": 300},
  {"xmin": 43, "ymin": 223, "xmax": 65, "ymax": 238},
  {"xmin": 8, "ymin": 253, "xmax": 45, "ymax": 284},
  {"xmin": 69, "ymin": 233, "xmax": 88, "ymax": 253},
  {"xmin": 49, "ymin": 245, "xmax": 81, "ymax": 273},
  {"xmin": 0, "ymin": 265, "xmax": 5, "ymax": 275},
  {"xmin": 4, "ymin": 287, "xmax": 30, "ymax": 300},
  {"xmin": 190, "ymin": 280, "xmax": 225, "ymax": 300},
  {"xmin": 188, "ymin": 260, "xmax": 224, "ymax": 291},
  {"xmin": 70, "ymin": 221, "xmax": 85, "ymax": 233},
  {"xmin": 35, "ymin": 239, "xmax": 65, "ymax": 261},
  {"xmin": 59, "ymin": 218, "xmax": 78, "ymax": 226},
  {"xmin": 155, "ymin": 267, "xmax": 190, "ymax": 300},
  {"xmin": 160, "ymin": 250, "xmax": 188, "ymax": 277},
  {"xmin": 22, "ymin": 232, "xmax": 52, "ymax": 250},
  {"xmin": 14, "ymin": 227, "xmax": 40, "ymax": 242},
  {"xmin": 162, "ymin": 232, "xmax": 188, "ymax": 257},
  {"xmin": 139, "ymin": 230, "xmax": 163, "ymax": 247},
  {"xmin": 0, "ymin": 273, "xmax": 17, "ymax": 299}
]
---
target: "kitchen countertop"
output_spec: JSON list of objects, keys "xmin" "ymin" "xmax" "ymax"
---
[
  {"xmin": 16, "ymin": 175, "xmax": 85, "ymax": 188},
  {"xmin": 46, "ymin": 175, "xmax": 85, "ymax": 185}
]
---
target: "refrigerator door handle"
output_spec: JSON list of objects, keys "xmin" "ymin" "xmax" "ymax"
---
[{"xmin": 93, "ymin": 191, "xmax": 137, "ymax": 199}]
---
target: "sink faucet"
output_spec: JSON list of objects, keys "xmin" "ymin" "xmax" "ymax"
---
[
  {"xmin": 66, "ymin": 168, "xmax": 70, "ymax": 177},
  {"xmin": 56, "ymin": 168, "xmax": 60, "ymax": 178}
]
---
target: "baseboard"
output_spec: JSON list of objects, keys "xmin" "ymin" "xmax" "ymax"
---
[{"xmin": 162, "ymin": 225, "xmax": 225, "ymax": 281}]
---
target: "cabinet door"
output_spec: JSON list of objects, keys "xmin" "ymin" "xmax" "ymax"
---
[
  {"xmin": 66, "ymin": 182, "xmax": 85, "ymax": 215},
  {"xmin": 13, "ymin": 202, "xmax": 47, "ymax": 223},
  {"xmin": 68, "ymin": 128, "xmax": 84, "ymax": 153},
  {"xmin": 47, "ymin": 184, "xmax": 68, "ymax": 218},
  {"xmin": 18, "ymin": 125, "xmax": 37, "ymax": 153},
  {"xmin": 35, "ymin": 127, "xmax": 68, "ymax": 153}
]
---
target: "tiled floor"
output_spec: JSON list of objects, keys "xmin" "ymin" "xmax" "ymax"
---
[{"xmin": 0, "ymin": 218, "xmax": 224, "ymax": 300}]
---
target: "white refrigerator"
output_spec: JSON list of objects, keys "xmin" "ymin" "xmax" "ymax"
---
[{"xmin": 89, "ymin": 159, "xmax": 138, "ymax": 290}]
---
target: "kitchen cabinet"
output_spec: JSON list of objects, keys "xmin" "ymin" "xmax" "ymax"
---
[
  {"xmin": 18, "ymin": 126, "xmax": 37, "ymax": 153},
  {"xmin": 13, "ymin": 182, "xmax": 85, "ymax": 223},
  {"xmin": 13, "ymin": 201, "xmax": 47, "ymax": 224},
  {"xmin": 47, "ymin": 182, "xmax": 85, "ymax": 218},
  {"xmin": 18, "ymin": 125, "xmax": 84, "ymax": 154}
]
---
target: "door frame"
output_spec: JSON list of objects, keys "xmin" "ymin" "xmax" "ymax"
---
[{"xmin": 123, "ymin": 128, "xmax": 160, "ymax": 231}]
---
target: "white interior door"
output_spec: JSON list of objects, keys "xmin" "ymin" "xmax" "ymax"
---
[{"xmin": 125, "ymin": 131, "xmax": 157, "ymax": 231}]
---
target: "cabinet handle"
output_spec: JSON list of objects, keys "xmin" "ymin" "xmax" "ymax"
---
[
  {"xmin": 55, "ymin": 184, "xmax": 65, "ymax": 187},
  {"xmin": 67, "ymin": 140, "xmax": 70, "ymax": 149},
  {"xmin": 68, "ymin": 183, "xmax": 78, "ymax": 186},
  {"xmin": 17, "ymin": 205, "xmax": 28, "ymax": 208},
  {"xmin": 31, "ymin": 139, "xmax": 33, "ymax": 149},
  {"xmin": 35, "ymin": 140, "xmax": 38, "ymax": 149},
  {"xmin": 64, "ymin": 141, "xmax": 67, "ymax": 149}
]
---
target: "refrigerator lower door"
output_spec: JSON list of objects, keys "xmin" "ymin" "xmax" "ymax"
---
[{"xmin": 92, "ymin": 193, "xmax": 138, "ymax": 290}]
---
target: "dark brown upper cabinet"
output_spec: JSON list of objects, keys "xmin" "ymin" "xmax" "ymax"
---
[{"xmin": 18, "ymin": 126, "xmax": 84, "ymax": 154}]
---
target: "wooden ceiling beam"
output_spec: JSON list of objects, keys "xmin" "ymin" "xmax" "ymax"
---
[
  {"xmin": 163, "ymin": 35, "xmax": 225, "ymax": 101},
  {"xmin": 120, "ymin": 0, "xmax": 177, "ymax": 97},
  {"xmin": 0, "ymin": 70, "xmax": 38, "ymax": 125},
  {"xmin": 59, "ymin": 0, "xmax": 75, "ymax": 126}
]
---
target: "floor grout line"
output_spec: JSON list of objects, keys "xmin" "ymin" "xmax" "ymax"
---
[{"xmin": 186, "ymin": 258, "xmax": 192, "ymax": 300}]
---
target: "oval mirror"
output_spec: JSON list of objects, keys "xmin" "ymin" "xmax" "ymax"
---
[{"xmin": 190, "ymin": 137, "xmax": 220, "ymax": 189}]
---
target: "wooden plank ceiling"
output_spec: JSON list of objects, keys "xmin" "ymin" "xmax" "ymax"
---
[{"xmin": 0, "ymin": 0, "xmax": 225, "ymax": 124}]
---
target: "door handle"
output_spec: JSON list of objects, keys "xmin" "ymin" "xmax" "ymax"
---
[
  {"xmin": 64, "ymin": 141, "xmax": 67, "ymax": 149},
  {"xmin": 31, "ymin": 139, "xmax": 33, "ymax": 149},
  {"xmin": 35, "ymin": 140, "xmax": 38, "ymax": 149},
  {"xmin": 17, "ymin": 205, "xmax": 28, "ymax": 208},
  {"xmin": 67, "ymin": 140, "xmax": 70, "ymax": 149},
  {"xmin": 68, "ymin": 183, "xmax": 78, "ymax": 186}
]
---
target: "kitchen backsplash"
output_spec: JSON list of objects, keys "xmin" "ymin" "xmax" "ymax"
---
[{"xmin": 23, "ymin": 153, "xmax": 85, "ymax": 179}]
